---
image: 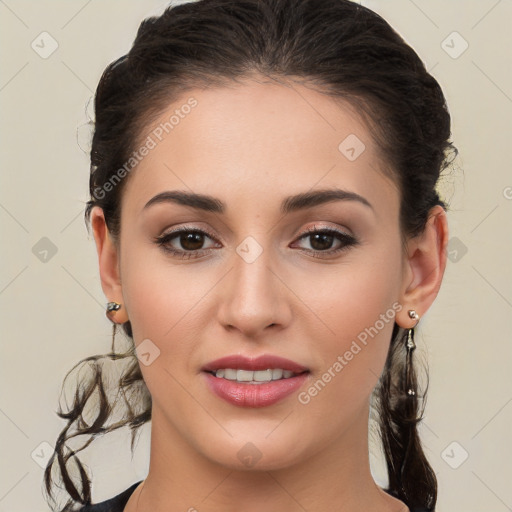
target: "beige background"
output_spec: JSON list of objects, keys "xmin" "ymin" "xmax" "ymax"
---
[{"xmin": 1, "ymin": 1, "xmax": 511, "ymax": 511}]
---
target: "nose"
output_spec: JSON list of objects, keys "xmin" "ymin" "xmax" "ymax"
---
[{"xmin": 216, "ymin": 242, "xmax": 292, "ymax": 339}]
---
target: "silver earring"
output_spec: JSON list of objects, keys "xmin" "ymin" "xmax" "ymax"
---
[
  {"xmin": 405, "ymin": 310, "xmax": 420, "ymax": 397},
  {"xmin": 106, "ymin": 301, "xmax": 121, "ymax": 312},
  {"xmin": 106, "ymin": 301, "xmax": 121, "ymax": 322}
]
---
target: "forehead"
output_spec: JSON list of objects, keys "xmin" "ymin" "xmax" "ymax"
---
[{"xmin": 121, "ymin": 79, "xmax": 399, "ymax": 218}]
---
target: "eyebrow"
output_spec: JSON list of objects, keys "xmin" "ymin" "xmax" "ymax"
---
[{"xmin": 143, "ymin": 188, "xmax": 374, "ymax": 214}]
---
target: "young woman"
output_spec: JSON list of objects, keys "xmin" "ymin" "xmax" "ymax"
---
[{"xmin": 44, "ymin": 0, "xmax": 457, "ymax": 510}]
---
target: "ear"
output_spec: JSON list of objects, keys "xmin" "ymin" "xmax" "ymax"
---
[
  {"xmin": 397, "ymin": 205, "xmax": 449, "ymax": 328},
  {"xmin": 90, "ymin": 206, "xmax": 129, "ymax": 323}
]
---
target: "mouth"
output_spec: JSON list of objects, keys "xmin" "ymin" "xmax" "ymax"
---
[
  {"xmin": 201, "ymin": 354, "xmax": 310, "ymax": 407},
  {"xmin": 203, "ymin": 371, "xmax": 310, "ymax": 408}
]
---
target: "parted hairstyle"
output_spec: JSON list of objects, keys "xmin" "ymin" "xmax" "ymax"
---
[{"xmin": 44, "ymin": 1, "xmax": 457, "ymax": 510}]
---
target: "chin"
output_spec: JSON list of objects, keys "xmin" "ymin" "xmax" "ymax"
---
[{"xmin": 197, "ymin": 431, "xmax": 310, "ymax": 472}]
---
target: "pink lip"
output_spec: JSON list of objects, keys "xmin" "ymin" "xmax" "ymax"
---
[
  {"xmin": 203, "ymin": 372, "xmax": 309, "ymax": 408},
  {"xmin": 201, "ymin": 354, "xmax": 309, "ymax": 408},
  {"xmin": 201, "ymin": 354, "xmax": 309, "ymax": 373}
]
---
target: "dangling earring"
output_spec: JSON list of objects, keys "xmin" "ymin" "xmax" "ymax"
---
[
  {"xmin": 405, "ymin": 309, "xmax": 419, "ymax": 397},
  {"xmin": 106, "ymin": 301, "xmax": 122, "ymax": 322}
]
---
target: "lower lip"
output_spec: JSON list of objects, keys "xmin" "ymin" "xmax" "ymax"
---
[{"xmin": 203, "ymin": 372, "xmax": 309, "ymax": 408}]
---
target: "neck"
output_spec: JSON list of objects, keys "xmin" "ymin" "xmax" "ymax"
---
[{"xmin": 126, "ymin": 402, "xmax": 405, "ymax": 512}]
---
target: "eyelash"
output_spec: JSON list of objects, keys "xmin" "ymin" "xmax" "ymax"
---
[{"xmin": 154, "ymin": 224, "xmax": 359, "ymax": 260}]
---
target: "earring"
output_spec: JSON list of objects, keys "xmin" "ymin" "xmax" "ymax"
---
[
  {"xmin": 106, "ymin": 301, "xmax": 122, "ymax": 323},
  {"xmin": 405, "ymin": 310, "xmax": 420, "ymax": 397}
]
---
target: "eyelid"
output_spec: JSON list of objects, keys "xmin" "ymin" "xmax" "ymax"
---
[
  {"xmin": 158, "ymin": 223, "xmax": 220, "ymax": 241},
  {"xmin": 296, "ymin": 223, "xmax": 354, "ymax": 239}
]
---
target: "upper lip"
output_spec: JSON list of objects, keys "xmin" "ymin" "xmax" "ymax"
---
[{"xmin": 202, "ymin": 354, "xmax": 309, "ymax": 373}]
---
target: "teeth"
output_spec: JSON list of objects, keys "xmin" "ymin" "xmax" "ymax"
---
[
  {"xmin": 272, "ymin": 368, "xmax": 283, "ymax": 380},
  {"xmin": 213, "ymin": 368, "xmax": 298, "ymax": 382}
]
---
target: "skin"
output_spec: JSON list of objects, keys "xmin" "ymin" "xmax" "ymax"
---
[{"xmin": 91, "ymin": 78, "xmax": 448, "ymax": 512}]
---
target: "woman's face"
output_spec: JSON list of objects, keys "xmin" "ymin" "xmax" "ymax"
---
[{"xmin": 107, "ymin": 79, "xmax": 413, "ymax": 469}]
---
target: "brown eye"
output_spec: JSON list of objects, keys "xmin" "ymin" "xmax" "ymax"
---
[
  {"xmin": 293, "ymin": 226, "xmax": 359, "ymax": 258},
  {"xmin": 154, "ymin": 227, "xmax": 219, "ymax": 259}
]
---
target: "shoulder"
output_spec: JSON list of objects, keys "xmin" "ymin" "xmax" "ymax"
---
[{"xmin": 77, "ymin": 481, "xmax": 142, "ymax": 512}]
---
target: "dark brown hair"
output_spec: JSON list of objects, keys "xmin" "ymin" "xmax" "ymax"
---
[{"xmin": 44, "ymin": 0, "xmax": 457, "ymax": 510}]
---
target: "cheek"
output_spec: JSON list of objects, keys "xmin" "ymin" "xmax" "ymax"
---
[
  {"xmin": 118, "ymin": 250, "xmax": 207, "ymax": 408},
  {"xmin": 293, "ymin": 290, "xmax": 399, "ymax": 439},
  {"xmin": 118, "ymin": 241, "xmax": 224, "ymax": 389},
  {"xmin": 120, "ymin": 237, "xmax": 200, "ymax": 336},
  {"xmin": 297, "ymin": 244, "xmax": 402, "ymax": 339},
  {"xmin": 293, "ymin": 244, "xmax": 402, "ymax": 397}
]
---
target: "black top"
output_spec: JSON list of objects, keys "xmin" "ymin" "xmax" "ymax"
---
[
  {"xmin": 78, "ymin": 481, "xmax": 142, "ymax": 512},
  {"xmin": 78, "ymin": 481, "xmax": 430, "ymax": 512}
]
